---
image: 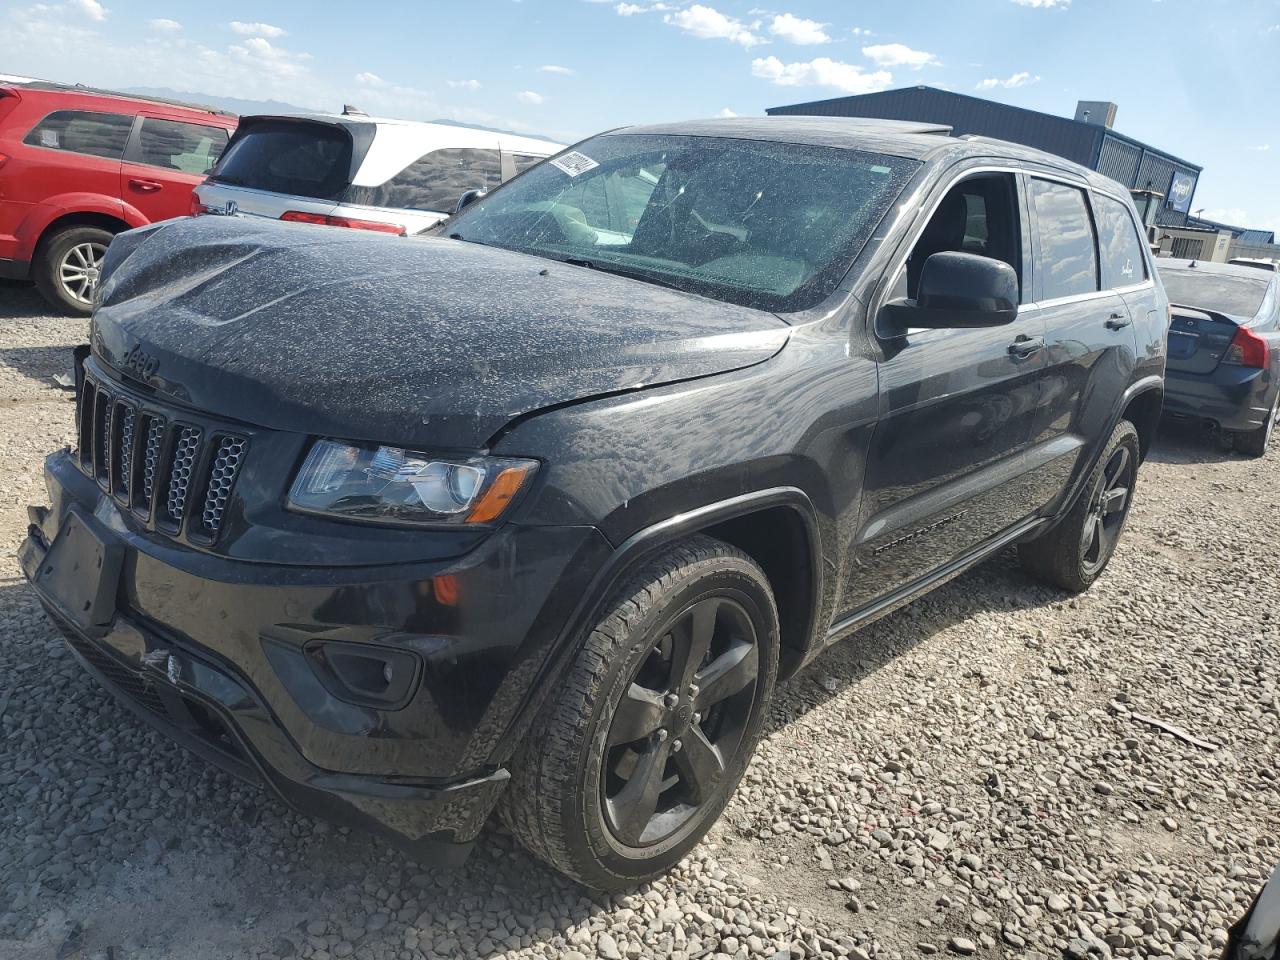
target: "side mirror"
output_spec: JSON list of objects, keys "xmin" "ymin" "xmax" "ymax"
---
[
  {"xmin": 455, "ymin": 189, "xmax": 487, "ymax": 215},
  {"xmin": 880, "ymin": 251, "xmax": 1020, "ymax": 335}
]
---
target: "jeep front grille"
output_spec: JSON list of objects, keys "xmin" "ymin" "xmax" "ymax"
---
[{"xmin": 75, "ymin": 374, "xmax": 247, "ymax": 541}]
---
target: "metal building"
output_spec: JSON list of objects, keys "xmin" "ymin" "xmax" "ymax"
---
[{"xmin": 766, "ymin": 86, "xmax": 1203, "ymax": 228}]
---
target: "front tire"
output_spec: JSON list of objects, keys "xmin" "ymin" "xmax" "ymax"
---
[
  {"xmin": 34, "ymin": 225, "xmax": 114, "ymax": 316},
  {"xmin": 1019, "ymin": 419, "xmax": 1141, "ymax": 593},
  {"xmin": 501, "ymin": 536, "xmax": 779, "ymax": 890}
]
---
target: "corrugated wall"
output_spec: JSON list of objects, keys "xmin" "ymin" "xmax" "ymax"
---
[{"xmin": 1096, "ymin": 137, "xmax": 1142, "ymax": 185}]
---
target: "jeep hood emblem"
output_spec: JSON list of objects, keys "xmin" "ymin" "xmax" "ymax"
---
[{"xmin": 122, "ymin": 343, "xmax": 160, "ymax": 382}]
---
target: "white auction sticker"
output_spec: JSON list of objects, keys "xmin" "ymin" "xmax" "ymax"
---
[{"xmin": 550, "ymin": 151, "xmax": 600, "ymax": 177}]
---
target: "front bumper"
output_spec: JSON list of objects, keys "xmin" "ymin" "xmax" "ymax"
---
[
  {"xmin": 1164, "ymin": 364, "xmax": 1275, "ymax": 432},
  {"xmin": 21, "ymin": 450, "xmax": 610, "ymax": 862}
]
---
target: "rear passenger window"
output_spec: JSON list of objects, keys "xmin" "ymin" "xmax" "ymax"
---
[
  {"xmin": 511, "ymin": 153, "xmax": 545, "ymax": 175},
  {"xmin": 23, "ymin": 110, "xmax": 133, "ymax": 160},
  {"xmin": 347, "ymin": 148, "xmax": 502, "ymax": 212},
  {"xmin": 1094, "ymin": 194, "xmax": 1148, "ymax": 289},
  {"xmin": 1030, "ymin": 179, "xmax": 1099, "ymax": 300},
  {"xmin": 135, "ymin": 118, "xmax": 229, "ymax": 175}
]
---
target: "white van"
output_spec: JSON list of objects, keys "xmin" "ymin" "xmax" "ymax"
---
[{"xmin": 193, "ymin": 110, "xmax": 564, "ymax": 236}]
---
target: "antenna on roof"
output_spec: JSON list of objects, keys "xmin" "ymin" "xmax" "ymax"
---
[{"xmin": 341, "ymin": 104, "xmax": 367, "ymax": 116}]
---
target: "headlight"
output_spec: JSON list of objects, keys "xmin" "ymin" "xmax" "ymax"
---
[{"xmin": 287, "ymin": 440, "xmax": 538, "ymax": 527}]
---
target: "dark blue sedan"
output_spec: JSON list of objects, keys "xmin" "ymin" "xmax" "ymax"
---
[{"xmin": 1158, "ymin": 259, "xmax": 1280, "ymax": 457}]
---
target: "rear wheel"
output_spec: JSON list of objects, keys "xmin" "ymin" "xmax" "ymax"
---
[
  {"xmin": 501, "ymin": 536, "xmax": 778, "ymax": 890},
  {"xmin": 1019, "ymin": 419, "xmax": 1140, "ymax": 593},
  {"xmin": 34, "ymin": 225, "xmax": 114, "ymax": 316},
  {"xmin": 1233, "ymin": 393, "xmax": 1278, "ymax": 458}
]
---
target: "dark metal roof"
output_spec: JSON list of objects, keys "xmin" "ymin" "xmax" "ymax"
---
[
  {"xmin": 0, "ymin": 76, "xmax": 235, "ymax": 117},
  {"xmin": 766, "ymin": 86, "xmax": 1201, "ymax": 173}
]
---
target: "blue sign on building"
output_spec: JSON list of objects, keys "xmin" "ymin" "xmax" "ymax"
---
[{"xmin": 1167, "ymin": 171, "xmax": 1196, "ymax": 213}]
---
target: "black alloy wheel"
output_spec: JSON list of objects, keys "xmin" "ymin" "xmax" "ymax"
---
[
  {"xmin": 1080, "ymin": 442, "xmax": 1136, "ymax": 578},
  {"xmin": 501, "ymin": 536, "xmax": 779, "ymax": 890},
  {"xmin": 601, "ymin": 595, "xmax": 759, "ymax": 847}
]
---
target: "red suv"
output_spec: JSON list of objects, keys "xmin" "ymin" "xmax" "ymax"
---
[{"xmin": 0, "ymin": 78, "xmax": 237, "ymax": 314}]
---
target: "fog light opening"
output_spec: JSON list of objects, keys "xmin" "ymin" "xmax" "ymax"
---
[{"xmin": 304, "ymin": 640, "xmax": 422, "ymax": 711}]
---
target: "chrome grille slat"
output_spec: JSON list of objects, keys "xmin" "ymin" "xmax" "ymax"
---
[
  {"xmin": 111, "ymin": 401, "xmax": 136, "ymax": 499},
  {"xmin": 164, "ymin": 427, "xmax": 202, "ymax": 525},
  {"xmin": 200, "ymin": 436, "xmax": 246, "ymax": 536},
  {"xmin": 92, "ymin": 386, "xmax": 110, "ymax": 486},
  {"xmin": 141, "ymin": 416, "xmax": 165, "ymax": 507}
]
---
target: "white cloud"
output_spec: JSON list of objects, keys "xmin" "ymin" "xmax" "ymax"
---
[
  {"xmin": 355, "ymin": 72, "xmax": 384, "ymax": 86},
  {"xmin": 517, "ymin": 90, "xmax": 544, "ymax": 105},
  {"xmin": 1011, "ymin": 0, "xmax": 1070, "ymax": 7},
  {"xmin": 539, "ymin": 64, "xmax": 573, "ymax": 75},
  {"xmin": 1198, "ymin": 207, "xmax": 1280, "ymax": 234},
  {"xmin": 1254, "ymin": 144, "xmax": 1272, "ymax": 151},
  {"xmin": 148, "ymin": 17, "xmax": 180, "ymax": 31},
  {"xmin": 976, "ymin": 71, "xmax": 1039, "ymax": 90},
  {"xmin": 850, "ymin": 26, "xmax": 872, "ymax": 37},
  {"xmin": 751, "ymin": 56, "xmax": 893, "ymax": 94},
  {"xmin": 3, "ymin": 1, "xmax": 553, "ymax": 137},
  {"xmin": 769, "ymin": 13, "xmax": 830, "ymax": 45},
  {"xmin": 718, "ymin": 106, "xmax": 738, "ymax": 117},
  {"xmin": 228, "ymin": 36, "xmax": 311, "ymax": 80},
  {"xmin": 229, "ymin": 20, "xmax": 286, "ymax": 38},
  {"xmin": 665, "ymin": 4, "xmax": 763, "ymax": 47},
  {"xmin": 71, "ymin": 0, "xmax": 106, "ymax": 19},
  {"xmin": 447, "ymin": 78, "xmax": 481, "ymax": 90},
  {"xmin": 616, "ymin": 2, "xmax": 646, "ymax": 13},
  {"xmin": 862, "ymin": 43, "xmax": 938, "ymax": 69}
]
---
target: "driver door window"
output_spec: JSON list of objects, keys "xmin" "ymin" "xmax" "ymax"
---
[{"xmin": 900, "ymin": 173, "xmax": 1026, "ymax": 303}]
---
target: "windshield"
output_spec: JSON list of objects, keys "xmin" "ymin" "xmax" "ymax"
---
[
  {"xmin": 443, "ymin": 133, "xmax": 919, "ymax": 312},
  {"xmin": 1159, "ymin": 267, "xmax": 1272, "ymax": 318}
]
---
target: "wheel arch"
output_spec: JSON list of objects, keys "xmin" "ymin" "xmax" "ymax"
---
[
  {"xmin": 494, "ymin": 487, "xmax": 825, "ymax": 766},
  {"xmin": 35, "ymin": 211, "xmax": 132, "ymax": 258},
  {"xmin": 1120, "ymin": 381, "xmax": 1164, "ymax": 463}
]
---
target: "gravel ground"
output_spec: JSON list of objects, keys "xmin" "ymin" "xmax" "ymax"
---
[{"xmin": 0, "ymin": 278, "xmax": 1276, "ymax": 960}]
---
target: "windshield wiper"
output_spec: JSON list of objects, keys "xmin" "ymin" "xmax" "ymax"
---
[{"xmin": 556, "ymin": 257, "xmax": 687, "ymax": 293}]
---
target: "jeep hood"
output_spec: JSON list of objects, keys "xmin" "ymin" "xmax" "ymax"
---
[{"xmin": 93, "ymin": 217, "xmax": 789, "ymax": 448}]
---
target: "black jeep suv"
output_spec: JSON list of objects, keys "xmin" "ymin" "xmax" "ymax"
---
[{"xmin": 21, "ymin": 117, "xmax": 1166, "ymax": 890}]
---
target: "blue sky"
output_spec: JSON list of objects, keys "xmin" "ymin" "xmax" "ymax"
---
[{"xmin": 6, "ymin": 0, "xmax": 1279, "ymax": 233}]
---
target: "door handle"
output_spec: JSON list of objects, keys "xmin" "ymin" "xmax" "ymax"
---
[
  {"xmin": 128, "ymin": 178, "xmax": 162, "ymax": 192},
  {"xmin": 1105, "ymin": 312, "xmax": 1132, "ymax": 330},
  {"xmin": 1008, "ymin": 334, "xmax": 1044, "ymax": 359}
]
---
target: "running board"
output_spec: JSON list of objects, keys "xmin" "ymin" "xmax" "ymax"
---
[{"xmin": 825, "ymin": 517, "xmax": 1049, "ymax": 646}]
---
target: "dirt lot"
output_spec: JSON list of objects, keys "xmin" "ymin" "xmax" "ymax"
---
[{"xmin": 0, "ymin": 279, "xmax": 1276, "ymax": 960}]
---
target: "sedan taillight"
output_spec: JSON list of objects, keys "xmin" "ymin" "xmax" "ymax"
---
[
  {"xmin": 1224, "ymin": 325, "xmax": 1270, "ymax": 369},
  {"xmin": 280, "ymin": 211, "xmax": 405, "ymax": 235}
]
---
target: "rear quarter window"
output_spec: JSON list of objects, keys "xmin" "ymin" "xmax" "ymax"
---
[
  {"xmin": 1094, "ymin": 193, "xmax": 1148, "ymax": 289},
  {"xmin": 22, "ymin": 109, "xmax": 133, "ymax": 160},
  {"xmin": 134, "ymin": 118, "xmax": 229, "ymax": 175},
  {"xmin": 210, "ymin": 121, "xmax": 353, "ymax": 199},
  {"xmin": 344, "ymin": 147, "xmax": 502, "ymax": 213}
]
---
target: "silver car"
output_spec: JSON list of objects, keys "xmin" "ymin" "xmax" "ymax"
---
[{"xmin": 193, "ymin": 110, "xmax": 564, "ymax": 236}]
